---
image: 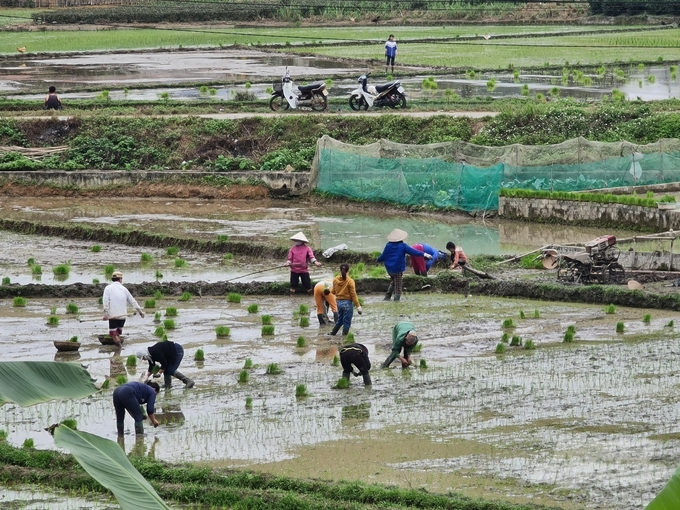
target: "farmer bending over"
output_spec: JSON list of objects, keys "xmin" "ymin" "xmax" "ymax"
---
[
  {"xmin": 339, "ymin": 343, "xmax": 372, "ymax": 386},
  {"xmin": 314, "ymin": 280, "xmax": 338, "ymax": 325},
  {"xmin": 381, "ymin": 321, "xmax": 419, "ymax": 369},
  {"xmin": 136, "ymin": 341, "xmax": 195, "ymax": 389},
  {"xmin": 102, "ymin": 271, "xmax": 144, "ymax": 348},
  {"xmin": 446, "ymin": 241, "xmax": 468, "ymax": 271},
  {"xmin": 113, "ymin": 381, "xmax": 160, "ymax": 435},
  {"xmin": 411, "ymin": 242, "xmax": 445, "ymax": 277}
]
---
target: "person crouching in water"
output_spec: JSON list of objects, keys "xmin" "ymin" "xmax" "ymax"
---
[
  {"xmin": 329, "ymin": 263, "xmax": 362, "ymax": 336},
  {"xmin": 339, "ymin": 343, "xmax": 372, "ymax": 386},
  {"xmin": 314, "ymin": 280, "xmax": 338, "ymax": 325},
  {"xmin": 285, "ymin": 232, "xmax": 321, "ymax": 296},
  {"xmin": 446, "ymin": 241, "xmax": 468, "ymax": 271},
  {"xmin": 136, "ymin": 341, "xmax": 195, "ymax": 389}
]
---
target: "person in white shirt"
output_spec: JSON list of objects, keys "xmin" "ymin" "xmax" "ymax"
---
[{"xmin": 103, "ymin": 271, "xmax": 144, "ymax": 348}]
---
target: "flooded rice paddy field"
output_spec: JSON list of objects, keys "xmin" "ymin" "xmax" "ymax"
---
[
  {"xmin": 0, "ymin": 197, "xmax": 640, "ymax": 285},
  {"xmin": 1, "ymin": 292, "xmax": 680, "ymax": 509}
]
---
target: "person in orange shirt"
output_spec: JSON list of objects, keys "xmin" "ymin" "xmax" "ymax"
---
[
  {"xmin": 328, "ymin": 263, "xmax": 362, "ymax": 336},
  {"xmin": 313, "ymin": 280, "xmax": 338, "ymax": 325},
  {"xmin": 446, "ymin": 241, "xmax": 468, "ymax": 271}
]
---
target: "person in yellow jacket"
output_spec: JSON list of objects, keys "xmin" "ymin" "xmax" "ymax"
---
[
  {"xmin": 328, "ymin": 263, "xmax": 362, "ymax": 336},
  {"xmin": 313, "ymin": 280, "xmax": 338, "ymax": 325}
]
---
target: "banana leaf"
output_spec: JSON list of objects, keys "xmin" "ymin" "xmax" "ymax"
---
[
  {"xmin": 0, "ymin": 361, "xmax": 98, "ymax": 406},
  {"xmin": 647, "ymin": 463, "xmax": 680, "ymax": 509},
  {"xmin": 54, "ymin": 426, "xmax": 171, "ymax": 510}
]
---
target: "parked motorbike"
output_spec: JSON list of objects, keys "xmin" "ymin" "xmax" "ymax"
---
[
  {"xmin": 349, "ymin": 73, "xmax": 406, "ymax": 110},
  {"xmin": 269, "ymin": 68, "xmax": 328, "ymax": 112}
]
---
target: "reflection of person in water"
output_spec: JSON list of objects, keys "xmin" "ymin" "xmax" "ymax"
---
[{"xmin": 339, "ymin": 343, "xmax": 372, "ymax": 386}]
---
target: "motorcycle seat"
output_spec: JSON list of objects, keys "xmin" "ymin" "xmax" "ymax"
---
[
  {"xmin": 297, "ymin": 82, "xmax": 324, "ymax": 93},
  {"xmin": 375, "ymin": 81, "xmax": 399, "ymax": 93}
]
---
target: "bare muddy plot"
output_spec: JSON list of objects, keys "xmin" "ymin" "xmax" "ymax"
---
[{"xmin": 1, "ymin": 293, "xmax": 680, "ymax": 509}]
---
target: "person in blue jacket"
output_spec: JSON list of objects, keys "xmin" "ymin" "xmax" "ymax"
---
[
  {"xmin": 410, "ymin": 243, "xmax": 446, "ymax": 277},
  {"xmin": 377, "ymin": 229, "xmax": 430, "ymax": 301},
  {"xmin": 113, "ymin": 381, "xmax": 160, "ymax": 435}
]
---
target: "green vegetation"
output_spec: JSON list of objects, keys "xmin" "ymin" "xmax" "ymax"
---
[
  {"xmin": 53, "ymin": 264, "xmax": 70, "ymax": 276},
  {"xmin": 419, "ymin": 359, "xmax": 428, "ymax": 369},
  {"xmin": 69, "ymin": 336, "xmax": 79, "ymax": 343},
  {"xmin": 153, "ymin": 326, "xmax": 166, "ymax": 338},
  {"xmin": 104, "ymin": 265, "xmax": 114, "ymax": 277},
  {"xmin": 510, "ymin": 336, "xmax": 522, "ymax": 346},
  {"xmin": 524, "ymin": 339, "xmax": 536, "ymax": 350},
  {"xmin": 47, "ymin": 315, "xmax": 59, "ymax": 326},
  {"xmin": 247, "ymin": 303, "xmax": 259, "ymax": 313},
  {"xmin": 194, "ymin": 349, "xmax": 205, "ymax": 361},
  {"xmin": 174, "ymin": 257, "xmax": 187, "ymax": 268},
  {"xmin": 332, "ymin": 355, "xmax": 339, "ymax": 366},
  {"xmin": 299, "ymin": 317, "xmax": 310, "ymax": 327},
  {"xmin": 92, "ymin": 278, "xmax": 99, "ymax": 284},
  {"xmin": 227, "ymin": 293, "xmax": 242, "ymax": 303},
  {"xmin": 243, "ymin": 358, "xmax": 253, "ymax": 369},
  {"xmin": 617, "ymin": 322, "xmax": 625, "ymax": 333},
  {"xmin": 563, "ymin": 331, "xmax": 574, "ymax": 343},
  {"xmin": 144, "ymin": 299, "xmax": 156, "ymax": 308},
  {"xmin": 179, "ymin": 292, "xmax": 191, "ymax": 302},
  {"xmin": 643, "ymin": 313, "xmax": 652, "ymax": 324},
  {"xmin": 238, "ymin": 370, "xmax": 249, "ymax": 383},
  {"xmin": 295, "ymin": 384, "xmax": 309, "ymax": 398},
  {"xmin": 31, "ymin": 265, "xmax": 42, "ymax": 275},
  {"xmin": 115, "ymin": 375, "xmax": 127, "ymax": 386},
  {"xmin": 566, "ymin": 325, "xmax": 576, "ymax": 335},
  {"xmin": 605, "ymin": 304, "xmax": 616, "ymax": 314},
  {"xmin": 500, "ymin": 332, "xmax": 509, "ymax": 343},
  {"xmin": 153, "ymin": 311, "xmax": 161, "ymax": 322},
  {"xmin": 141, "ymin": 252, "xmax": 153, "ymax": 262},
  {"xmin": 334, "ymin": 377, "xmax": 350, "ymax": 389},
  {"xmin": 298, "ymin": 304, "xmax": 309, "ymax": 315},
  {"xmin": 495, "ymin": 343, "xmax": 507, "ymax": 354},
  {"xmin": 261, "ymin": 315, "xmax": 272, "ymax": 325},
  {"xmin": 245, "ymin": 397, "xmax": 253, "ymax": 409},
  {"xmin": 61, "ymin": 419, "xmax": 77, "ymax": 430},
  {"xmin": 2, "ymin": 277, "xmax": 11, "ymax": 285},
  {"xmin": 154, "ymin": 290, "xmax": 163, "ymax": 299},
  {"xmin": 27, "ymin": 258, "xmax": 34, "ymax": 266},
  {"xmin": 411, "ymin": 342, "xmax": 422, "ymax": 352},
  {"xmin": 166, "ymin": 247, "xmax": 179, "ymax": 256},
  {"xmin": 91, "ymin": 245, "xmax": 101, "ymax": 253},
  {"xmin": 296, "ymin": 336, "xmax": 306, "ymax": 347},
  {"xmin": 65, "ymin": 303, "xmax": 79, "ymax": 314},
  {"xmin": 126, "ymin": 355, "xmax": 136, "ymax": 367},
  {"xmin": 266, "ymin": 363, "xmax": 282, "ymax": 375},
  {"xmin": 500, "ymin": 189, "xmax": 662, "ymax": 209},
  {"xmin": 215, "ymin": 326, "xmax": 231, "ymax": 337},
  {"xmin": 502, "ymin": 318, "xmax": 516, "ymax": 328},
  {"xmin": 223, "ymin": 253, "xmax": 234, "ymax": 261},
  {"xmin": 519, "ymin": 310, "xmax": 526, "ymax": 319},
  {"xmin": 165, "ymin": 307, "xmax": 178, "ymax": 317},
  {"xmin": 667, "ymin": 320, "xmax": 675, "ymax": 328},
  {"xmin": 101, "ymin": 379, "xmax": 110, "ymax": 390},
  {"xmin": 22, "ymin": 438, "xmax": 34, "ymax": 449},
  {"xmin": 534, "ymin": 309, "xmax": 541, "ymax": 318},
  {"xmin": 262, "ymin": 325, "xmax": 275, "ymax": 336},
  {"xmin": 12, "ymin": 297, "xmax": 26, "ymax": 307},
  {"xmin": 217, "ymin": 234, "xmax": 229, "ymax": 242}
]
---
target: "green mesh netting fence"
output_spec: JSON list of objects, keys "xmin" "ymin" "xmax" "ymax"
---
[{"xmin": 310, "ymin": 136, "xmax": 680, "ymax": 212}]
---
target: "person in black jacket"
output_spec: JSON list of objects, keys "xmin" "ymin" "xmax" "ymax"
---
[
  {"xmin": 136, "ymin": 341, "xmax": 195, "ymax": 389},
  {"xmin": 44, "ymin": 86, "xmax": 61, "ymax": 110},
  {"xmin": 339, "ymin": 343, "xmax": 372, "ymax": 386}
]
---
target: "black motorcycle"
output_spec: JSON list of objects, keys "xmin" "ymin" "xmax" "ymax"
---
[{"xmin": 349, "ymin": 73, "xmax": 406, "ymax": 110}]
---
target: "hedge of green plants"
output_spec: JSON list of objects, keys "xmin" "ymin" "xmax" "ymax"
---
[
  {"xmin": 499, "ymin": 188, "xmax": 676, "ymax": 208},
  {"xmin": 588, "ymin": 0, "xmax": 680, "ymax": 15}
]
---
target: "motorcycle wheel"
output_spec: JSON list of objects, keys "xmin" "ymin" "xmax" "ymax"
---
[
  {"xmin": 349, "ymin": 94, "xmax": 368, "ymax": 111},
  {"xmin": 269, "ymin": 95, "xmax": 289, "ymax": 112},
  {"xmin": 393, "ymin": 92, "xmax": 407, "ymax": 109},
  {"xmin": 310, "ymin": 93, "xmax": 327, "ymax": 112}
]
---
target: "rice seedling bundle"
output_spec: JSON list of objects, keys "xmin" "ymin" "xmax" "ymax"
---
[
  {"xmin": 247, "ymin": 303, "xmax": 259, "ymax": 313},
  {"xmin": 261, "ymin": 315, "xmax": 272, "ymax": 325},
  {"xmin": 194, "ymin": 348, "xmax": 205, "ymax": 361},
  {"xmin": 266, "ymin": 363, "xmax": 282, "ymax": 375},
  {"xmin": 215, "ymin": 326, "xmax": 231, "ymax": 337},
  {"xmin": 238, "ymin": 370, "xmax": 249, "ymax": 383},
  {"xmin": 227, "ymin": 293, "xmax": 242, "ymax": 303}
]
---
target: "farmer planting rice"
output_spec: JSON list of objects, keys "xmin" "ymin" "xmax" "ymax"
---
[
  {"xmin": 377, "ymin": 229, "xmax": 430, "ymax": 301},
  {"xmin": 136, "ymin": 341, "xmax": 195, "ymax": 389},
  {"xmin": 285, "ymin": 231, "xmax": 321, "ymax": 296},
  {"xmin": 102, "ymin": 271, "xmax": 145, "ymax": 348},
  {"xmin": 339, "ymin": 343, "xmax": 372, "ymax": 386},
  {"xmin": 446, "ymin": 241, "xmax": 468, "ymax": 271},
  {"xmin": 314, "ymin": 279, "xmax": 338, "ymax": 325},
  {"xmin": 410, "ymin": 242, "xmax": 446, "ymax": 277},
  {"xmin": 328, "ymin": 263, "xmax": 362, "ymax": 336},
  {"xmin": 381, "ymin": 321, "xmax": 419, "ymax": 368},
  {"xmin": 113, "ymin": 380, "xmax": 160, "ymax": 435}
]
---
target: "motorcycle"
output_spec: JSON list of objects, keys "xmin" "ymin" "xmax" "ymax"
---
[
  {"xmin": 269, "ymin": 68, "xmax": 328, "ymax": 112},
  {"xmin": 349, "ymin": 73, "xmax": 406, "ymax": 110}
]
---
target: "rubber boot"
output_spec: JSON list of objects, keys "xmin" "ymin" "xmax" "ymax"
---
[
  {"xmin": 394, "ymin": 294, "xmax": 401, "ymax": 302},
  {"xmin": 306, "ymin": 288, "xmax": 313, "ymax": 296},
  {"xmin": 362, "ymin": 374, "xmax": 372, "ymax": 386},
  {"xmin": 173, "ymin": 371, "xmax": 195, "ymax": 389},
  {"xmin": 333, "ymin": 312, "xmax": 339, "ymax": 324},
  {"xmin": 134, "ymin": 421, "xmax": 144, "ymax": 435},
  {"xmin": 117, "ymin": 422, "xmax": 125, "ymax": 435},
  {"xmin": 342, "ymin": 327, "xmax": 350, "ymax": 336},
  {"xmin": 328, "ymin": 323, "xmax": 341, "ymax": 336},
  {"xmin": 383, "ymin": 284, "xmax": 394, "ymax": 301},
  {"xmin": 110, "ymin": 331, "xmax": 122, "ymax": 348},
  {"xmin": 317, "ymin": 313, "xmax": 327, "ymax": 325},
  {"xmin": 342, "ymin": 371, "xmax": 351, "ymax": 380},
  {"xmin": 289, "ymin": 289, "xmax": 295, "ymax": 297},
  {"xmin": 163, "ymin": 372, "xmax": 172, "ymax": 389}
]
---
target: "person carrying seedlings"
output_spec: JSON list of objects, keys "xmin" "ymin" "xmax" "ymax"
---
[
  {"xmin": 328, "ymin": 263, "xmax": 362, "ymax": 336},
  {"xmin": 314, "ymin": 279, "xmax": 338, "ymax": 325},
  {"xmin": 285, "ymin": 232, "xmax": 322, "ymax": 296},
  {"xmin": 410, "ymin": 242, "xmax": 445, "ymax": 277},
  {"xmin": 44, "ymin": 85, "xmax": 61, "ymax": 110},
  {"xmin": 384, "ymin": 34, "xmax": 397, "ymax": 74},
  {"xmin": 446, "ymin": 241, "xmax": 468, "ymax": 271},
  {"xmin": 102, "ymin": 271, "xmax": 145, "ymax": 348},
  {"xmin": 339, "ymin": 343, "xmax": 372, "ymax": 386},
  {"xmin": 136, "ymin": 341, "xmax": 195, "ymax": 389},
  {"xmin": 381, "ymin": 321, "xmax": 419, "ymax": 369},
  {"xmin": 377, "ymin": 229, "xmax": 430, "ymax": 301},
  {"xmin": 113, "ymin": 380, "xmax": 160, "ymax": 435}
]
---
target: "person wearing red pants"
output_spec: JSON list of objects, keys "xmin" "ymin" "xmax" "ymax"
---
[{"xmin": 103, "ymin": 271, "xmax": 145, "ymax": 348}]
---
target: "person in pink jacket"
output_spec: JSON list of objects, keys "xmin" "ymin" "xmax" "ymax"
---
[{"xmin": 286, "ymin": 232, "xmax": 321, "ymax": 296}]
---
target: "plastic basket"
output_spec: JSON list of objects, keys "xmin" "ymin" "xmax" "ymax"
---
[{"xmin": 273, "ymin": 82, "xmax": 282, "ymax": 92}]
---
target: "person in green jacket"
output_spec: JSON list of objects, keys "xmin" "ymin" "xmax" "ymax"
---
[{"xmin": 381, "ymin": 321, "xmax": 418, "ymax": 368}]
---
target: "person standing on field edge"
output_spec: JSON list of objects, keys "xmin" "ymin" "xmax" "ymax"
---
[
  {"xmin": 385, "ymin": 34, "xmax": 397, "ymax": 74},
  {"xmin": 286, "ymin": 232, "xmax": 321, "ymax": 296},
  {"xmin": 103, "ymin": 271, "xmax": 145, "ymax": 348},
  {"xmin": 44, "ymin": 86, "xmax": 61, "ymax": 110}
]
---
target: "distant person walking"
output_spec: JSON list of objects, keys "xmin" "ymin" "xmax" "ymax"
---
[
  {"xmin": 385, "ymin": 34, "xmax": 397, "ymax": 74},
  {"xmin": 102, "ymin": 271, "xmax": 145, "ymax": 348},
  {"xmin": 44, "ymin": 86, "xmax": 61, "ymax": 110}
]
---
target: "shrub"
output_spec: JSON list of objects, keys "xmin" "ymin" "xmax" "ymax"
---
[
  {"xmin": 262, "ymin": 325, "xmax": 275, "ymax": 336},
  {"xmin": 227, "ymin": 293, "xmax": 242, "ymax": 303},
  {"xmin": 91, "ymin": 245, "xmax": 101, "ymax": 253},
  {"xmin": 163, "ymin": 319, "xmax": 176, "ymax": 330},
  {"xmin": 215, "ymin": 325, "xmax": 231, "ymax": 337},
  {"xmin": 247, "ymin": 304, "xmax": 259, "ymax": 313},
  {"xmin": 296, "ymin": 336, "xmax": 306, "ymax": 347},
  {"xmin": 238, "ymin": 370, "xmax": 249, "ymax": 383},
  {"xmin": 334, "ymin": 377, "xmax": 350, "ymax": 389},
  {"xmin": 261, "ymin": 315, "xmax": 272, "ymax": 325},
  {"xmin": 266, "ymin": 363, "xmax": 282, "ymax": 375},
  {"xmin": 126, "ymin": 355, "xmax": 136, "ymax": 367},
  {"xmin": 144, "ymin": 300, "xmax": 156, "ymax": 308},
  {"xmin": 295, "ymin": 384, "xmax": 308, "ymax": 397},
  {"xmin": 165, "ymin": 307, "xmax": 178, "ymax": 317},
  {"xmin": 12, "ymin": 297, "xmax": 26, "ymax": 307},
  {"xmin": 194, "ymin": 349, "xmax": 205, "ymax": 361},
  {"xmin": 495, "ymin": 343, "xmax": 507, "ymax": 354}
]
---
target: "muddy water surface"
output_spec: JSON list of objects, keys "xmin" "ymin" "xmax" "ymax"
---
[{"xmin": 1, "ymin": 292, "xmax": 679, "ymax": 509}]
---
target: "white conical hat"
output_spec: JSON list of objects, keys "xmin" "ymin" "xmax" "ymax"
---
[
  {"xmin": 290, "ymin": 232, "xmax": 309, "ymax": 243},
  {"xmin": 387, "ymin": 228, "xmax": 408, "ymax": 242}
]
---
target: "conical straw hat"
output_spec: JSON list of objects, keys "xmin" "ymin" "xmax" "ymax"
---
[
  {"xmin": 627, "ymin": 280, "xmax": 643, "ymax": 290},
  {"xmin": 290, "ymin": 232, "xmax": 309, "ymax": 243},
  {"xmin": 387, "ymin": 228, "xmax": 408, "ymax": 242}
]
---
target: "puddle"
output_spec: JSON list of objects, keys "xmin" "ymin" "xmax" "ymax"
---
[
  {"xmin": 0, "ymin": 488, "xmax": 118, "ymax": 509},
  {"xmin": 1, "ymin": 292, "xmax": 680, "ymax": 509},
  {"xmin": 0, "ymin": 197, "xmax": 640, "ymax": 285}
]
